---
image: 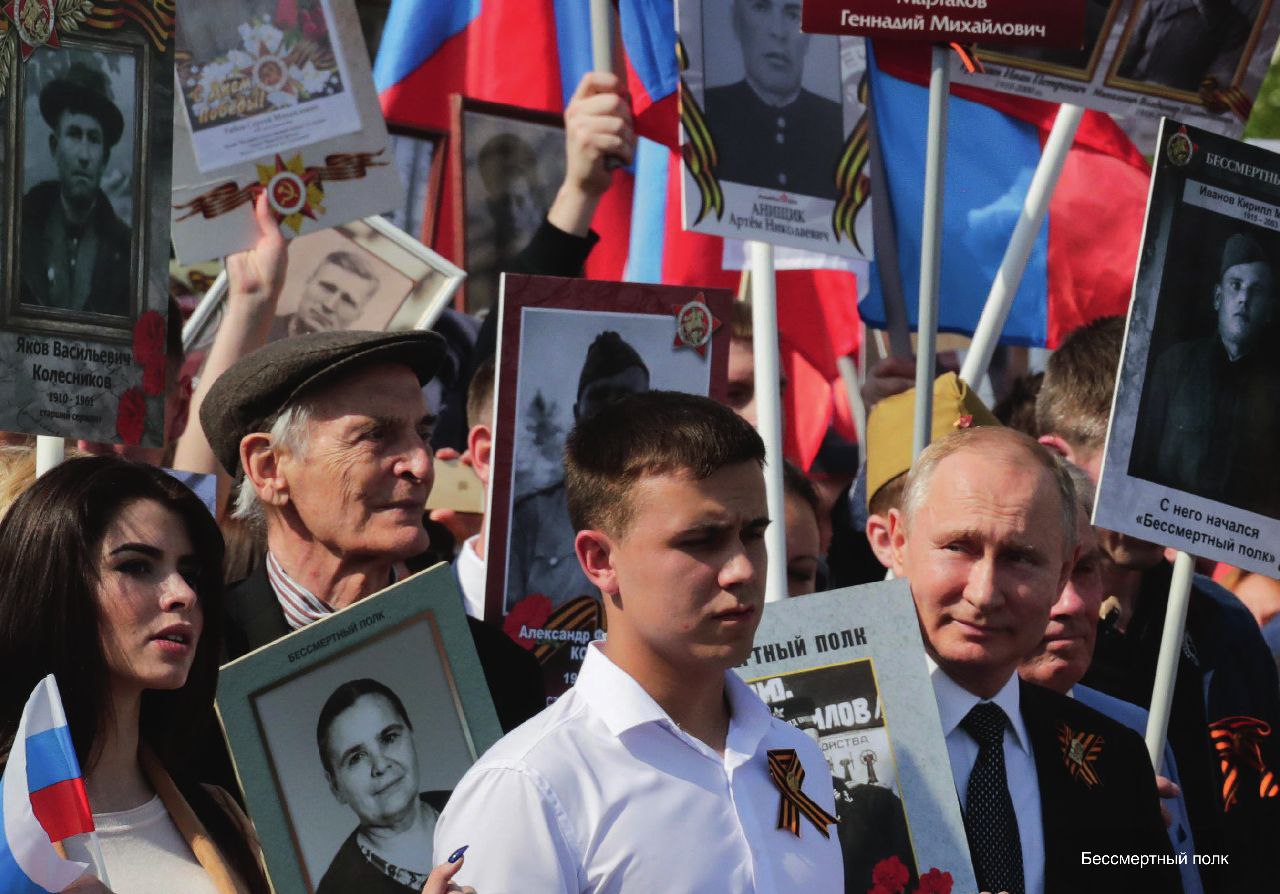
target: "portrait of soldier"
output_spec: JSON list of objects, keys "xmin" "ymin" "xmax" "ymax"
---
[
  {"xmin": 703, "ymin": 0, "xmax": 843, "ymax": 199},
  {"xmin": 1116, "ymin": 0, "xmax": 1261, "ymax": 93},
  {"xmin": 315, "ymin": 678, "xmax": 447, "ymax": 894},
  {"xmin": 20, "ymin": 60, "xmax": 132, "ymax": 317},
  {"xmin": 270, "ymin": 250, "xmax": 381, "ymax": 340},
  {"xmin": 507, "ymin": 331, "xmax": 651, "ymax": 611},
  {"xmin": 468, "ymin": 132, "xmax": 548, "ymax": 310},
  {"xmin": 1130, "ymin": 231, "xmax": 1280, "ymax": 517}
]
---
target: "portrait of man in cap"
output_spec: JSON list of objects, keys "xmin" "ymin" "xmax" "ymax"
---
[
  {"xmin": 1130, "ymin": 230, "xmax": 1280, "ymax": 517},
  {"xmin": 20, "ymin": 52, "xmax": 133, "ymax": 317},
  {"xmin": 702, "ymin": 0, "xmax": 843, "ymax": 199}
]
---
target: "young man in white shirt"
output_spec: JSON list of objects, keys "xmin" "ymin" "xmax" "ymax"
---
[{"xmin": 433, "ymin": 391, "xmax": 843, "ymax": 893}]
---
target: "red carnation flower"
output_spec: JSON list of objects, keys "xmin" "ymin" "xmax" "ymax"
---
[
  {"xmin": 132, "ymin": 310, "xmax": 165, "ymax": 366},
  {"xmin": 871, "ymin": 855, "xmax": 910, "ymax": 893},
  {"xmin": 141, "ymin": 357, "xmax": 167, "ymax": 397},
  {"xmin": 503, "ymin": 594, "xmax": 553, "ymax": 650},
  {"xmin": 913, "ymin": 868, "xmax": 954, "ymax": 894},
  {"xmin": 116, "ymin": 387, "xmax": 146, "ymax": 446}
]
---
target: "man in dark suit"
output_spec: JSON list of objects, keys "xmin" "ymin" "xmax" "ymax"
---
[
  {"xmin": 703, "ymin": 0, "xmax": 843, "ymax": 199},
  {"xmin": 887, "ymin": 426, "xmax": 1181, "ymax": 893},
  {"xmin": 199, "ymin": 330, "xmax": 545, "ymax": 733}
]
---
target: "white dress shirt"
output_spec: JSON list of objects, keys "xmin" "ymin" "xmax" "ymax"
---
[
  {"xmin": 434, "ymin": 644, "xmax": 843, "ymax": 893},
  {"xmin": 454, "ymin": 534, "xmax": 486, "ymax": 620},
  {"xmin": 928, "ymin": 659, "xmax": 1044, "ymax": 894}
]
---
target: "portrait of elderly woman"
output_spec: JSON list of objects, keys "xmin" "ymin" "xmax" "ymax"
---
[{"xmin": 315, "ymin": 678, "xmax": 449, "ymax": 893}]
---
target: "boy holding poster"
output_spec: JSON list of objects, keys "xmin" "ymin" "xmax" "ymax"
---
[{"xmin": 435, "ymin": 391, "xmax": 842, "ymax": 891}]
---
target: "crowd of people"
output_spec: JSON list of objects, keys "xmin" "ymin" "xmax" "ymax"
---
[{"xmin": 0, "ymin": 69, "xmax": 1277, "ymax": 894}]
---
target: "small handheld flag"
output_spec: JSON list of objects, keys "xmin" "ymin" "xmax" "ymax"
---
[{"xmin": 0, "ymin": 675, "xmax": 94, "ymax": 892}]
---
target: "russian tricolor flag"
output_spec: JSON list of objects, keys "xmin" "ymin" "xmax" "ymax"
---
[{"xmin": 0, "ymin": 676, "xmax": 94, "ymax": 893}]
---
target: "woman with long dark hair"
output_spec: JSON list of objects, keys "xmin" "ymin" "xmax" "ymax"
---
[{"xmin": 0, "ymin": 456, "xmax": 269, "ymax": 893}]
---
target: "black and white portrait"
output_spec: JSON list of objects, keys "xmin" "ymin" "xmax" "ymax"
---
[
  {"xmin": 19, "ymin": 46, "xmax": 138, "ymax": 318},
  {"xmin": 1114, "ymin": 0, "xmax": 1264, "ymax": 94},
  {"xmin": 384, "ymin": 128, "xmax": 444, "ymax": 244},
  {"xmin": 1129, "ymin": 223, "xmax": 1280, "ymax": 519},
  {"xmin": 980, "ymin": 0, "xmax": 1119, "ymax": 77},
  {"xmin": 503, "ymin": 310, "xmax": 714, "ymax": 614},
  {"xmin": 459, "ymin": 105, "xmax": 564, "ymax": 313},
  {"xmin": 251, "ymin": 615, "xmax": 475, "ymax": 892},
  {"xmin": 702, "ymin": 0, "xmax": 844, "ymax": 199}
]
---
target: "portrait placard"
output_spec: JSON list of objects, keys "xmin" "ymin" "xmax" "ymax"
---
[
  {"xmin": 801, "ymin": 0, "xmax": 1086, "ymax": 46},
  {"xmin": 170, "ymin": 0, "xmax": 402, "ymax": 263},
  {"xmin": 451, "ymin": 96, "xmax": 564, "ymax": 314},
  {"xmin": 0, "ymin": 0, "xmax": 176, "ymax": 446},
  {"xmin": 181, "ymin": 215, "xmax": 464, "ymax": 383},
  {"xmin": 958, "ymin": 0, "xmax": 1280, "ymax": 145},
  {"xmin": 677, "ymin": 0, "xmax": 873, "ymax": 258},
  {"xmin": 738, "ymin": 581, "xmax": 978, "ymax": 894},
  {"xmin": 485, "ymin": 274, "xmax": 732, "ymax": 699},
  {"xmin": 384, "ymin": 123, "xmax": 446, "ymax": 246},
  {"xmin": 1094, "ymin": 119, "xmax": 1280, "ymax": 577},
  {"xmin": 216, "ymin": 565, "xmax": 502, "ymax": 894}
]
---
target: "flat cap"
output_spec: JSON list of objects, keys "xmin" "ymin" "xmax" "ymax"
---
[
  {"xmin": 200, "ymin": 330, "xmax": 446, "ymax": 476},
  {"xmin": 865, "ymin": 371, "xmax": 1000, "ymax": 510}
]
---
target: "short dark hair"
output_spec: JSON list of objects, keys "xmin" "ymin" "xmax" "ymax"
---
[
  {"xmin": 782, "ymin": 461, "xmax": 820, "ymax": 522},
  {"xmin": 565, "ymin": 391, "xmax": 765, "ymax": 536},
  {"xmin": 315, "ymin": 250, "xmax": 377, "ymax": 284},
  {"xmin": 1035, "ymin": 316, "xmax": 1125, "ymax": 451},
  {"xmin": 467, "ymin": 357, "xmax": 496, "ymax": 431},
  {"xmin": 316, "ymin": 678, "xmax": 412, "ymax": 776},
  {"xmin": 993, "ymin": 371, "xmax": 1043, "ymax": 437}
]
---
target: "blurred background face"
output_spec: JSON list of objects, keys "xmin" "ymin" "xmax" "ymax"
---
[
  {"xmin": 324, "ymin": 692, "xmax": 420, "ymax": 828},
  {"xmin": 732, "ymin": 0, "xmax": 808, "ymax": 100},
  {"xmin": 784, "ymin": 491, "xmax": 820, "ymax": 597},
  {"xmin": 1214, "ymin": 261, "xmax": 1275, "ymax": 358}
]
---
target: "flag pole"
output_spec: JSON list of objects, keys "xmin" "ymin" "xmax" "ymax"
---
[
  {"xmin": 1144, "ymin": 551, "xmax": 1195, "ymax": 771},
  {"xmin": 589, "ymin": 0, "xmax": 613, "ymax": 71},
  {"xmin": 913, "ymin": 45, "xmax": 950, "ymax": 459},
  {"xmin": 35, "ymin": 436, "xmax": 64, "ymax": 478},
  {"xmin": 959, "ymin": 104, "xmax": 1084, "ymax": 387},
  {"xmin": 749, "ymin": 240, "xmax": 787, "ymax": 604},
  {"xmin": 85, "ymin": 833, "xmax": 112, "ymax": 889}
]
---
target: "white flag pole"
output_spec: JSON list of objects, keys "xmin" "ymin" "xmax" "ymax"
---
[
  {"xmin": 589, "ymin": 0, "xmax": 613, "ymax": 71},
  {"xmin": 1144, "ymin": 551, "xmax": 1195, "ymax": 771},
  {"xmin": 35, "ymin": 436, "xmax": 65, "ymax": 478},
  {"xmin": 913, "ymin": 46, "xmax": 950, "ymax": 459},
  {"xmin": 749, "ymin": 240, "xmax": 787, "ymax": 604},
  {"xmin": 959, "ymin": 104, "xmax": 1084, "ymax": 387}
]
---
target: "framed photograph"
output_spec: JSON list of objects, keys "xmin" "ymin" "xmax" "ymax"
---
[
  {"xmin": 959, "ymin": 0, "xmax": 1280, "ymax": 144},
  {"xmin": 0, "ymin": 3, "xmax": 176, "ymax": 446},
  {"xmin": 739, "ymin": 581, "xmax": 978, "ymax": 894},
  {"xmin": 216, "ymin": 565, "xmax": 503, "ymax": 894},
  {"xmin": 181, "ymin": 215, "xmax": 463, "ymax": 383},
  {"xmin": 1095, "ymin": 120, "xmax": 1280, "ymax": 577},
  {"xmin": 676, "ymin": 0, "xmax": 873, "ymax": 258},
  {"xmin": 451, "ymin": 95, "xmax": 564, "ymax": 314},
  {"xmin": 384, "ymin": 123, "xmax": 447, "ymax": 247},
  {"xmin": 170, "ymin": 0, "xmax": 403, "ymax": 264},
  {"xmin": 483, "ymin": 274, "xmax": 732, "ymax": 698}
]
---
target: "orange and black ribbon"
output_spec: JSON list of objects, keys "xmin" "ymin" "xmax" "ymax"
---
[
  {"xmin": 767, "ymin": 748, "xmax": 839, "ymax": 839},
  {"xmin": 173, "ymin": 151, "xmax": 386, "ymax": 221},
  {"xmin": 1200, "ymin": 77, "xmax": 1252, "ymax": 123},
  {"xmin": 832, "ymin": 74, "xmax": 870, "ymax": 252},
  {"xmin": 1209, "ymin": 716, "xmax": 1279, "ymax": 811},
  {"xmin": 532, "ymin": 595, "xmax": 603, "ymax": 664},
  {"xmin": 677, "ymin": 39, "xmax": 724, "ymax": 226},
  {"xmin": 948, "ymin": 42, "xmax": 983, "ymax": 75},
  {"xmin": 86, "ymin": 0, "xmax": 176, "ymax": 53},
  {"xmin": 1056, "ymin": 722, "xmax": 1104, "ymax": 789}
]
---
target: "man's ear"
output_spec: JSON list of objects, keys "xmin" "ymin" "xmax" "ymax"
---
[
  {"xmin": 467, "ymin": 423, "xmax": 492, "ymax": 488},
  {"xmin": 241, "ymin": 433, "xmax": 289, "ymax": 507},
  {"xmin": 865, "ymin": 512, "xmax": 894, "ymax": 570},
  {"xmin": 1038, "ymin": 433, "xmax": 1085, "ymax": 467},
  {"xmin": 886, "ymin": 508, "xmax": 910, "ymax": 579},
  {"xmin": 575, "ymin": 528, "xmax": 619, "ymax": 598}
]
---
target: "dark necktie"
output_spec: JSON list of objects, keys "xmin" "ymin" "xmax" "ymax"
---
[{"xmin": 960, "ymin": 702, "xmax": 1025, "ymax": 894}]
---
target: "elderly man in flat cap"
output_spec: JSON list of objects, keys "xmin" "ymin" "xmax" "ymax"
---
[
  {"xmin": 201, "ymin": 330, "xmax": 545, "ymax": 731},
  {"xmin": 1130, "ymin": 231, "xmax": 1280, "ymax": 517},
  {"xmin": 21, "ymin": 60, "xmax": 131, "ymax": 316}
]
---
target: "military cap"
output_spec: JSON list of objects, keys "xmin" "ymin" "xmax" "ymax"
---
[
  {"xmin": 1219, "ymin": 232, "xmax": 1270, "ymax": 277},
  {"xmin": 576, "ymin": 331, "xmax": 649, "ymax": 402},
  {"xmin": 865, "ymin": 371, "xmax": 1000, "ymax": 510},
  {"xmin": 200, "ymin": 330, "xmax": 446, "ymax": 476}
]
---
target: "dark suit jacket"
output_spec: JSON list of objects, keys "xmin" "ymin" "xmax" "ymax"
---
[
  {"xmin": 20, "ymin": 180, "xmax": 131, "ymax": 316},
  {"xmin": 223, "ymin": 563, "xmax": 546, "ymax": 733},
  {"xmin": 315, "ymin": 791, "xmax": 450, "ymax": 894},
  {"xmin": 1019, "ymin": 680, "xmax": 1183, "ymax": 894}
]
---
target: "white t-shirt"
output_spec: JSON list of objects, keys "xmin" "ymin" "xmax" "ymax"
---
[{"xmin": 63, "ymin": 795, "xmax": 218, "ymax": 894}]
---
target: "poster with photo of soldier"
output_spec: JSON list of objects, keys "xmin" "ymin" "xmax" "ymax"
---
[
  {"xmin": 959, "ymin": 0, "xmax": 1280, "ymax": 145},
  {"xmin": 1095, "ymin": 119, "xmax": 1280, "ymax": 577},
  {"xmin": 740, "ymin": 581, "xmax": 977, "ymax": 894},
  {"xmin": 675, "ymin": 0, "xmax": 873, "ymax": 258},
  {"xmin": 0, "ymin": 2, "xmax": 176, "ymax": 446},
  {"xmin": 486, "ymin": 274, "xmax": 733, "ymax": 699}
]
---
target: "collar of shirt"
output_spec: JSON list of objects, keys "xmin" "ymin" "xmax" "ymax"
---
[
  {"xmin": 573, "ymin": 643, "xmax": 771, "ymax": 767},
  {"xmin": 265, "ymin": 552, "xmax": 398, "ymax": 631},
  {"xmin": 743, "ymin": 77, "xmax": 801, "ymax": 110},
  {"xmin": 926, "ymin": 655, "xmax": 1032, "ymax": 756},
  {"xmin": 454, "ymin": 535, "xmax": 486, "ymax": 621}
]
